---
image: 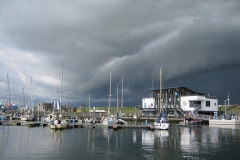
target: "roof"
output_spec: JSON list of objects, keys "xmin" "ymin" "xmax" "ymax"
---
[{"xmin": 149, "ymin": 87, "xmax": 205, "ymax": 95}]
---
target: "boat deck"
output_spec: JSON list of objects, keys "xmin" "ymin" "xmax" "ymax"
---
[{"xmin": 209, "ymin": 119, "xmax": 240, "ymax": 125}]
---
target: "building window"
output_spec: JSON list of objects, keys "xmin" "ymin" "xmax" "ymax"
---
[
  {"xmin": 190, "ymin": 101, "xmax": 201, "ymax": 108},
  {"xmin": 206, "ymin": 101, "xmax": 210, "ymax": 107},
  {"xmin": 189, "ymin": 101, "xmax": 194, "ymax": 108}
]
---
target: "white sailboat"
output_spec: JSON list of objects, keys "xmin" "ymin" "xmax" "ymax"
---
[
  {"xmin": 50, "ymin": 63, "xmax": 67, "ymax": 130},
  {"xmin": 102, "ymin": 72, "xmax": 113, "ymax": 127},
  {"xmin": 21, "ymin": 78, "xmax": 34, "ymax": 121},
  {"xmin": 102, "ymin": 72, "xmax": 127, "ymax": 127},
  {"xmin": 1, "ymin": 76, "xmax": 11, "ymax": 120},
  {"xmin": 153, "ymin": 68, "xmax": 170, "ymax": 130},
  {"xmin": 43, "ymin": 87, "xmax": 57, "ymax": 123}
]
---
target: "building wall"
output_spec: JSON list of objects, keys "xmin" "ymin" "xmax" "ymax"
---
[
  {"xmin": 142, "ymin": 98, "xmax": 155, "ymax": 108},
  {"xmin": 180, "ymin": 96, "xmax": 218, "ymax": 113},
  {"xmin": 152, "ymin": 87, "xmax": 203, "ymax": 109},
  {"xmin": 142, "ymin": 87, "xmax": 217, "ymax": 115},
  {"xmin": 37, "ymin": 102, "xmax": 45, "ymax": 111}
]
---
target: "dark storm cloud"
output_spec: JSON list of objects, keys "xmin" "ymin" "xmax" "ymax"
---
[{"xmin": 0, "ymin": 0, "xmax": 240, "ymax": 107}]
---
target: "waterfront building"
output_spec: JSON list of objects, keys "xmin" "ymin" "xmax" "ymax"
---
[{"xmin": 142, "ymin": 87, "xmax": 218, "ymax": 116}]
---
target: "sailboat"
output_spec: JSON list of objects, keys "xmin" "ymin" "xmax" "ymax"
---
[
  {"xmin": 102, "ymin": 72, "xmax": 112, "ymax": 127},
  {"xmin": 0, "ymin": 108, "xmax": 11, "ymax": 120},
  {"xmin": 153, "ymin": 68, "xmax": 170, "ymax": 130},
  {"xmin": 50, "ymin": 63, "xmax": 67, "ymax": 130},
  {"xmin": 1, "ymin": 75, "xmax": 11, "ymax": 120},
  {"xmin": 102, "ymin": 72, "xmax": 127, "ymax": 127},
  {"xmin": 43, "ymin": 87, "xmax": 57, "ymax": 123},
  {"xmin": 21, "ymin": 78, "xmax": 34, "ymax": 121}
]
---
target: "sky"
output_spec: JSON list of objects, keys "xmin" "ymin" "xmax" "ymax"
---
[{"xmin": 0, "ymin": 0, "xmax": 240, "ymax": 108}]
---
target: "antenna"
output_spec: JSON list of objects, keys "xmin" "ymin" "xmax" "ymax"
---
[{"xmin": 152, "ymin": 78, "xmax": 153, "ymax": 90}]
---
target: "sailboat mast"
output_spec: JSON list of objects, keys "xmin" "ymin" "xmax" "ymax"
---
[
  {"xmin": 108, "ymin": 72, "xmax": 112, "ymax": 117},
  {"xmin": 30, "ymin": 77, "xmax": 32, "ymax": 115},
  {"xmin": 159, "ymin": 68, "xmax": 162, "ymax": 113},
  {"xmin": 5, "ymin": 78, "xmax": 7, "ymax": 107},
  {"xmin": 60, "ymin": 63, "xmax": 63, "ymax": 115},
  {"xmin": 121, "ymin": 79, "xmax": 123, "ymax": 108},
  {"xmin": 89, "ymin": 93, "xmax": 90, "ymax": 116},
  {"xmin": 117, "ymin": 84, "xmax": 118, "ymax": 112},
  {"xmin": 22, "ymin": 88, "xmax": 25, "ymax": 109},
  {"xmin": 7, "ymin": 74, "xmax": 11, "ymax": 106}
]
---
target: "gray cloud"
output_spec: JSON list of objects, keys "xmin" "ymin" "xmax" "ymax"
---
[{"xmin": 0, "ymin": 0, "xmax": 240, "ymax": 107}]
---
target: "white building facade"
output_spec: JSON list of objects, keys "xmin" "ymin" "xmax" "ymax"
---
[
  {"xmin": 180, "ymin": 95, "xmax": 218, "ymax": 114},
  {"xmin": 141, "ymin": 87, "xmax": 218, "ymax": 116}
]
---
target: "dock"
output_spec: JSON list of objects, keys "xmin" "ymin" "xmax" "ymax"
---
[
  {"xmin": 109, "ymin": 125, "xmax": 155, "ymax": 130},
  {"xmin": 67, "ymin": 123, "xmax": 83, "ymax": 128},
  {"xmin": 179, "ymin": 121, "xmax": 201, "ymax": 126},
  {"xmin": 27, "ymin": 122, "xmax": 48, "ymax": 127},
  {"xmin": 0, "ymin": 120, "xmax": 22, "ymax": 126},
  {"xmin": 0, "ymin": 120, "xmax": 49, "ymax": 127},
  {"xmin": 1, "ymin": 119, "xmax": 158, "ymax": 131}
]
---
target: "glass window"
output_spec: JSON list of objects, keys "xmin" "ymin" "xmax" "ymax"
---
[
  {"xmin": 206, "ymin": 101, "xmax": 210, "ymax": 107},
  {"xmin": 189, "ymin": 101, "xmax": 194, "ymax": 108}
]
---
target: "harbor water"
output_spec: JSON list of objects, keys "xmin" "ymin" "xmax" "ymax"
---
[{"xmin": 1, "ymin": 123, "xmax": 240, "ymax": 160}]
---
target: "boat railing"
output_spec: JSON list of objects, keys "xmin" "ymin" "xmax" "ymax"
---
[{"xmin": 177, "ymin": 108, "xmax": 185, "ymax": 116}]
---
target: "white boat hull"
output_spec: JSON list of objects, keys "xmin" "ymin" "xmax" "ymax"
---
[
  {"xmin": 50, "ymin": 120, "xmax": 67, "ymax": 130},
  {"xmin": 21, "ymin": 116, "xmax": 34, "ymax": 121},
  {"xmin": 50, "ymin": 123, "xmax": 67, "ymax": 129},
  {"xmin": 209, "ymin": 119, "xmax": 240, "ymax": 125},
  {"xmin": 153, "ymin": 122, "xmax": 170, "ymax": 130}
]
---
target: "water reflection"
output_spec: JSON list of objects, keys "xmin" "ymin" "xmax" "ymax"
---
[
  {"xmin": 2, "ymin": 124, "xmax": 240, "ymax": 159},
  {"xmin": 142, "ymin": 130, "xmax": 154, "ymax": 146},
  {"xmin": 154, "ymin": 130, "xmax": 169, "ymax": 146},
  {"xmin": 133, "ymin": 130, "xmax": 136, "ymax": 144},
  {"xmin": 50, "ymin": 129, "xmax": 64, "ymax": 144},
  {"xmin": 141, "ymin": 129, "xmax": 170, "ymax": 153}
]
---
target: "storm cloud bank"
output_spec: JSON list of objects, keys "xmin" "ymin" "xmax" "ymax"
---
[{"xmin": 0, "ymin": 0, "xmax": 240, "ymax": 107}]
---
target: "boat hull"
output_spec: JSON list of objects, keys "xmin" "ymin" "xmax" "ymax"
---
[
  {"xmin": 50, "ymin": 119, "xmax": 67, "ymax": 130},
  {"xmin": 21, "ymin": 117, "xmax": 34, "ymax": 121},
  {"xmin": 209, "ymin": 119, "xmax": 240, "ymax": 125},
  {"xmin": 153, "ymin": 122, "xmax": 170, "ymax": 130},
  {"xmin": 50, "ymin": 123, "xmax": 67, "ymax": 130}
]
